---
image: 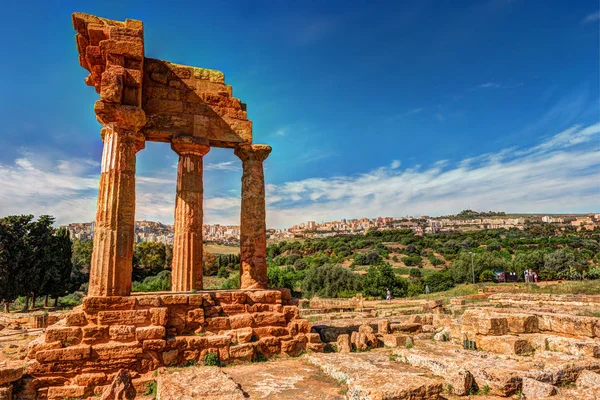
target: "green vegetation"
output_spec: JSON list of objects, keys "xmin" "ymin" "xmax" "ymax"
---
[
  {"xmin": 0, "ymin": 215, "xmax": 80, "ymax": 312},
  {"xmin": 144, "ymin": 381, "xmax": 157, "ymax": 396},
  {"xmin": 203, "ymin": 352, "xmax": 220, "ymax": 366}
]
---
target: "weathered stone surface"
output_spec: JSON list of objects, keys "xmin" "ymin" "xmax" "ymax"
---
[
  {"xmin": 306, "ymin": 352, "xmax": 443, "ymax": 399},
  {"xmin": 135, "ymin": 326, "xmax": 166, "ymax": 341},
  {"xmin": 45, "ymin": 325, "xmax": 82, "ymax": 346},
  {"xmin": 0, "ymin": 363, "xmax": 24, "ymax": 386},
  {"xmin": 235, "ymin": 144, "xmax": 271, "ymax": 290},
  {"xmin": 522, "ymin": 377, "xmax": 558, "ymax": 398},
  {"xmin": 98, "ymin": 309, "xmax": 150, "ymax": 325},
  {"xmin": 47, "ymin": 385, "xmax": 86, "ymax": 400},
  {"xmin": 157, "ymin": 366, "xmax": 245, "ymax": 400},
  {"xmin": 101, "ymin": 369, "xmax": 135, "ymax": 400},
  {"xmin": 382, "ymin": 334, "xmax": 413, "ymax": 348},
  {"xmin": 378, "ymin": 319, "xmax": 390, "ymax": 334},
  {"xmin": 36, "ymin": 345, "xmax": 92, "ymax": 363},
  {"xmin": 478, "ymin": 335, "xmax": 534, "ymax": 355},
  {"xmin": 576, "ymin": 370, "xmax": 600, "ymax": 389},
  {"xmin": 109, "ymin": 325, "xmax": 136, "ymax": 341}
]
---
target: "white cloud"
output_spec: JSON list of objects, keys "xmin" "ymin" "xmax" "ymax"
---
[
  {"xmin": 0, "ymin": 123, "xmax": 598, "ymax": 229},
  {"xmin": 478, "ymin": 82, "xmax": 501, "ymax": 89},
  {"xmin": 205, "ymin": 161, "xmax": 241, "ymax": 172},
  {"xmin": 582, "ymin": 11, "xmax": 600, "ymax": 23}
]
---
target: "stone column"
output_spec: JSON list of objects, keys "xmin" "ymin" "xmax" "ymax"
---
[
  {"xmin": 171, "ymin": 136, "xmax": 210, "ymax": 292},
  {"xmin": 89, "ymin": 126, "xmax": 145, "ymax": 296},
  {"xmin": 234, "ymin": 144, "xmax": 272, "ymax": 289}
]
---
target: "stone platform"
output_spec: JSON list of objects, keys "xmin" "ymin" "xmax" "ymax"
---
[{"xmin": 22, "ymin": 289, "xmax": 322, "ymax": 399}]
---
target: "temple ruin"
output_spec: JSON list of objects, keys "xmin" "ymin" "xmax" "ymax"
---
[
  {"xmin": 72, "ymin": 12, "xmax": 269, "ymax": 296},
  {"xmin": 9, "ymin": 13, "xmax": 322, "ymax": 399}
]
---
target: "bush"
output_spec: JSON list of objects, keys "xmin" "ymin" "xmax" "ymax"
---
[
  {"xmin": 428, "ymin": 255, "xmax": 445, "ymax": 266},
  {"xmin": 132, "ymin": 270, "xmax": 171, "ymax": 292},
  {"xmin": 363, "ymin": 263, "xmax": 408, "ymax": 299},
  {"xmin": 401, "ymin": 255, "xmax": 422, "ymax": 267},
  {"xmin": 268, "ymin": 266, "xmax": 302, "ymax": 292},
  {"xmin": 302, "ymin": 264, "xmax": 361, "ymax": 298},
  {"xmin": 353, "ymin": 251, "xmax": 382, "ymax": 266},
  {"xmin": 217, "ymin": 266, "xmax": 230, "ymax": 279},
  {"xmin": 479, "ymin": 270, "xmax": 495, "ymax": 282},
  {"xmin": 59, "ymin": 292, "xmax": 83, "ymax": 307},
  {"xmin": 220, "ymin": 272, "xmax": 240, "ymax": 290},
  {"xmin": 407, "ymin": 281, "xmax": 424, "ymax": 297},
  {"xmin": 409, "ymin": 268, "xmax": 422, "ymax": 278},
  {"xmin": 423, "ymin": 271, "xmax": 455, "ymax": 293},
  {"xmin": 203, "ymin": 352, "xmax": 220, "ymax": 366},
  {"xmin": 539, "ymin": 270, "xmax": 556, "ymax": 281}
]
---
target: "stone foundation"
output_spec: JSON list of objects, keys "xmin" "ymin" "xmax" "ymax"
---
[{"xmin": 24, "ymin": 289, "xmax": 322, "ymax": 398}]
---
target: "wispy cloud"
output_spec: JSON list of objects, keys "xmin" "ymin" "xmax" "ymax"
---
[
  {"xmin": 0, "ymin": 123, "xmax": 598, "ymax": 228},
  {"xmin": 205, "ymin": 161, "xmax": 241, "ymax": 172},
  {"xmin": 582, "ymin": 11, "xmax": 600, "ymax": 23},
  {"xmin": 476, "ymin": 82, "xmax": 523, "ymax": 90},
  {"xmin": 273, "ymin": 128, "xmax": 287, "ymax": 137}
]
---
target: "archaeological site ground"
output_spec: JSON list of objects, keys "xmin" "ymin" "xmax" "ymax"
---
[{"xmin": 0, "ymin": 11, "xmax": 599, "ymax": 400}]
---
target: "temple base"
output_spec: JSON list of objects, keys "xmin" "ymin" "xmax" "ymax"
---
[{"xmin": 26, "ymin": 290, "xmax": 323, "ymax": 398}]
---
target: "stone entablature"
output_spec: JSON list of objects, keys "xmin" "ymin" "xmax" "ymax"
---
[
  {"xmin": 24, "ymin": 290, "xmax": 323, "ymax": 398},
  {"xmin": 72, "ymin": 12, "xmax": 270, "ymax": 296}
]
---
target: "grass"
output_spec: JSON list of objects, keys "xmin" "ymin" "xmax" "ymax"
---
[
  {"xmin": 203, "ymin": 352, "xmax": 220, "ymax": 366},
  {"xmin": 203, "ymin": 243, "xmax": 240, "ymax": 255},
  {"xmin": 144, "ymin": 381, "xmax": 157, "ymax": 396},
  {"xmin": 392, "ymin": 267, "xmax": 438, "ymax": 277}
]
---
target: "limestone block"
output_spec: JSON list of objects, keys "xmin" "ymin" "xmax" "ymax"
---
[
  {"xmin": 136, "ymin": 296, "xmax": 161, "ymax": 307},
  {"xmin": 65, "ymin": 311, "xmax": 88, "ymax": 326},
  {"xmin": 36, "ymin": 345, "xmax": 91, "ymax": 363},
  {"xmin": 576, "ymin": 370, "xmax": 600, "ymax": 389},
  {"xmin": 462, "ymin": 310, "xmax": 508, "ymax": 336},
  {"xmin": 478, "ymin": 335, "xmax": 533, "ymax": 355},
  {"xmin": 82, "ymin": 296, "xmax": 137, "ymax": 314},
  {"xmin": 205, "ymin": 317, "xmax": 231, "ymax": 331},
  {"xmin": 390, "ymin": 323, "xmax": 422, "ymax": 333},
  {"xmin": 229, "ymin": 313, "xmax": 253, "ymax": 330},
  {"xmin": 422, "ymin": 324, "xmax": 435, "ymax": 333},
  {"xmin": 150, "ymin": 307, "xmax": 168, "ymax": 326},
  {"xmin": 521, "ymin": 377, "xmax": 558, "ymax": 398},
  {"xmin": 97, "ymin": 310, "xmax": 150, "ymax": 326},
  {"xmin": 0, "ymin": 363, "xmax": 24, "ymax": 386},
  {"xmin": 47, "ymin": 385, "xmax": 86, "ymax": 400},
  {"xmin": 221, "ymin": 304, "xmax": 246, "ymax": 315},
  {"xmin": 538, "ymin": 313, "xmax": 599, "ymax": 338},
  {"xmin": 252, "ymin": 312, "xmax": 287, "ymax": 327},
  {"xmin": 94, "ymin": 342, "xmax": 142, "ymax": 360},
  {"xmin": 450, "ymin": 298, "xmax": 466, "ymax": 305},
  {"xmin": 82, "ymin": 325, "xmax": 109, "ymax": 344},
  {"xmin": 281, "ymin": 338, "xmax": 306, "ymax": 356},
  {"xmin": 160, "ymin": 294, "xmax": 189, "ymax": 306},
  {"xmin": 26, "ymin": 336, "xmax": 61, "ymax": 359},
  {"xmin": 256, "ymin": 336, "xmax": 281, "ymax": 357},
  {"xmin": 378, "ymin": 319, "xmax": 390, "ymax": 334},
  {"xmin": 45, "ymin": 326, "xmax": 82, "ymax": 346},
  {"xmin": 206, "ymin": 335, "xmax": 231, "ymax": 348},
  {"xmin": 382, "ymin": 334, "xmax": 413, "ymax": 348},
  {"xmin": 229, "ymin": 343, "xmax": 254, "ymax": 362},
  {"xmin": 136, "ymin": 326, "xmax": 166, "ymax": 341},
  {"xmin": 236, "ymin": 327, "xmax": 254, "ymax": 344},
  {"xmin": 109, "ymin": 325, "xmax": 136, "ymax": 341},
  {"xmin": 142, "ymin": 339, "xmax": 166, "ymax": 352},
  {"xmin": 504, "ymin": 313, "xmax": 539, "ymax": 334},
  {"xmin": 73, "ymin": 372, "xmax": 108, "ymax": 387},
  {"xmin": 253, "ymin": 326, "xmax": 289, "ymax": 338}
]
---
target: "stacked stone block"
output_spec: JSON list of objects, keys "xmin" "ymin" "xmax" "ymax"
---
[{"xmin": 25, "ymin": 290, "xmax": 322, "ymax": 398}]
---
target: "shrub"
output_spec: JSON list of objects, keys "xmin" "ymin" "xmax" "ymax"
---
[
  {"xmin": 144, "ymin": 381, "xmax": 157, "ymax": 396},
  {"xmin": 401, "ymin": 255, "xmax": 422, "ymax": 267},
  {"xmin": 479, "ymin": 270, "xmax": 495, "ymax": 282},
  {"xmin": 203, "ymin": 352, "xmax": 220, "ymax": 366},
  {"xmin": 363, "ymin": 263, "xmax": 408, "ymax": 298},
  {"xmin": 302, "ymin": 264, "xmax": 361, "ymax": 298},
  {"xmin": 409, "ymin": 268, "xmax": 422, "ymax": 278},
  {"xmin": 220, "ymin": 272, "xmax": 240, "ymax": 290},
  {"xmin": 132, "ymin": 270, "xmax": 171, "ymax": 292},
  {"xmin": 423, "ymin": 271, "xmax": 455, "ymax": 293}
]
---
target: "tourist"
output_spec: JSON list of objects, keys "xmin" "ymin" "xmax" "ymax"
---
[
  {"xmin": 386, "ymin": 288, "xmax": 391, "ymax": 302},
  {"xmin": 425, "ymin": 284, "xmax": 430, "ymax": 294},
  {"xmin": 533, "ymin": 272, "xmax": 538, "ymax": 283}
]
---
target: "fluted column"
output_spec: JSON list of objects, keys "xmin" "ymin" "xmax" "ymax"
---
[
  {"xmin": 171, "ymin": 136, "xmax": 210, "ymax": 292},
  {"xmin": 89, "ymin": 127, "xmax": 145, "ymax": 296},
  {"xmin": 234, "ymin": 144, "xmax": 272, "ymax": 289}
]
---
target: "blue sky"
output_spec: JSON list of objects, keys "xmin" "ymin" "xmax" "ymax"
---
[{"xmin": 0, "ymin": 0, "xmax": 598, "ymax": 227}]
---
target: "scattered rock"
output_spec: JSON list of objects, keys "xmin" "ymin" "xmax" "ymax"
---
[
  {"xmin": 522, "ymin": 377, "xmax": 558, "ymax": 399},
  {"xmin": 576, "ymin": 370, "xmax": 600, "ymax": 389},
  {"xmin": 101, "ymin": 369, "xmax": 136, "ymax": 400}
]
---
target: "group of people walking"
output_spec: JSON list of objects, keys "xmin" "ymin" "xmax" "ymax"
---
[{"xmin": 524, "ymin": 269, "xmax": 538, "ymax": 283}]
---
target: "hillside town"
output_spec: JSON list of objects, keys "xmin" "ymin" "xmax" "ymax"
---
[{"xmin": 62, "ymin": 212, "xmax": 600, "ymax": 244}]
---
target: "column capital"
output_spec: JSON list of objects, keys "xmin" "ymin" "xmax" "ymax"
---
[
  {"xmin": 234, "ymin": 144, "xmax": 272, "ymax": 163},
  {"xmin": 100, "ymin": 127, "xmax": 145, "ymax": 152},
  {"xmin": 171, "ymin": 135, "xmax": 210, "ymax": 157}
]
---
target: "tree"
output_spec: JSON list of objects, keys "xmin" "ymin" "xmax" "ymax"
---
[
  {"xmin": 72, "ymin": 240, "xmax": 93, "ymax": 273},
  {"xmin": 450, "ymin": 251, "xmax": 508, "ymax": 283},
  {"xmin": 0, "ymin": 215, "xmax": 34, "ymax": 313},
  {"xmin": 133, "ymin": 242, "xmax": 167, "ymax": 280},
  {"xmin": 543, "ymin": 248, "xmax": 588, "ymax": 279},
  {"xmin": 43, "ymin": 228, "xmax": 74, "ymax": 306},
  {"xmin": 363, "ymin": 263, "xmax": 408, "ymax": 298},
  {"xmin": 26, "ymin": 215, "xmax": 56, "ymax": 309},
  {"xmin": 302, "ymin": 264, "xmax": 361, "ymax": 298},
  {"xmin": 479, "ymin": 270, "xmax": 495, "ymax": 282},
  {"xmin": 423, "ymin": 271, "xmax": 455, "ymax": 293}
]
